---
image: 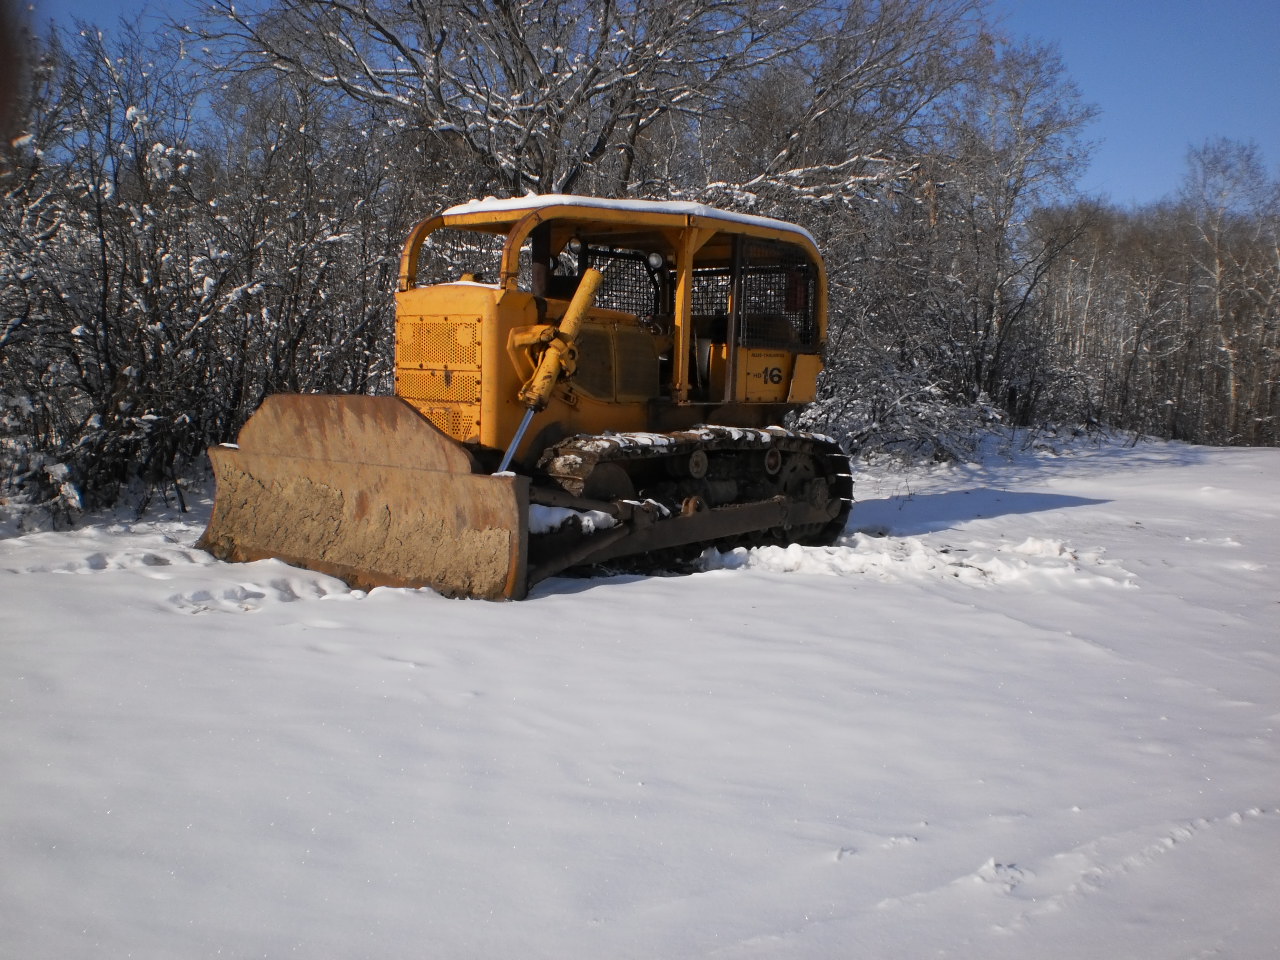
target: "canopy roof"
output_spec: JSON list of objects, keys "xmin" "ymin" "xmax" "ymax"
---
[{"xmin": 440, "ymin": 194, "xmax": 819, "ymax": 250}]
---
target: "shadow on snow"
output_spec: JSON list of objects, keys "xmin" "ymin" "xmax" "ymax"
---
[{"xmin": 850, "ymin": 489, "xmax": 1109, "ymax": 537}]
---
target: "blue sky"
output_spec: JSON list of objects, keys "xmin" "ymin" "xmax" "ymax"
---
[
  {"xmin": 996, "ymin": 0, "xmax": 1280, "ymax": 205},
  {"xmin": 22, "ymin": 0, "xmax": 1280, "ymax": 208}
]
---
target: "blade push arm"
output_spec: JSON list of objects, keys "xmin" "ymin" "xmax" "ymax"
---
[
  {"xmin": 497, "ymin": 267, "xmax": 604, "ymax": 473},
  {"xmin": 517, "ymin": 267, "xmax": 604, "ymax": 411}
]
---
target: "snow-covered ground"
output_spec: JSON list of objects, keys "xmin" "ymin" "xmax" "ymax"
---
[{"xmin": 2, "ymin": 437, "xmax": 1277, "ymax": 959}]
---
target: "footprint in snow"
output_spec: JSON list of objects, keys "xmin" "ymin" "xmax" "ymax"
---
[
  {"xmin": 973, "ymin": 858, "xmax": 1030, "ymax": 892},
  {"xmin": 167, "ymin": 575, "xmax": 336, "ymax": 614}
]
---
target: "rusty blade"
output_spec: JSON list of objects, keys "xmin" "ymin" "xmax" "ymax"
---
[{"xmin": 198, "ymin": 395, "xmax": 530, "ymax": 600}]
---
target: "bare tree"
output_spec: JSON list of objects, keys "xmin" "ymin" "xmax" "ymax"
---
[
  {"xmin": 700, "ymin": 0, "xmax": 987, "ymax": 208},
  {"xmin": 795, "ymin": 30, "xmax": 1097, "ymax": 454},
  {"xmin": 1179, "ymin": 139, "xmax": 1280, "ymax": 443},
  {"xmin": 192, "ymin": 0, "xmax": 823, "ymax": 196},
  {"xmin": 1028, "ymin": 140, "xmax": 1279, "ymax": 446}
]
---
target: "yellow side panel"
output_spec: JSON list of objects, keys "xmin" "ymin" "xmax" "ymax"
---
[
  {"xmin": 736, "ymin": 349, "xmax": 794, "ymax": 403},
  {"xmin": 787, "ymin": 353, "xmax": 822, "ymax": 404},
  {"xmin": 395, "ymin": 285, "xmax": 492, "ymax": 443}
]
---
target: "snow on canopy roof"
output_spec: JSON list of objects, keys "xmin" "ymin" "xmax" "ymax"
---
[{"xmin": 441, "ymin": 194, "xmax": 818, "ymax": 246}]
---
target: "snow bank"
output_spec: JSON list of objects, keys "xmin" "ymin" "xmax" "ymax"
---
[
  {"xmin": 2, "ymin": 440, "xmax": 1278, "ymax": 959},
  {"xmin": 703, "ymin": 532, "xmax": 1134, "ymax": 588}
]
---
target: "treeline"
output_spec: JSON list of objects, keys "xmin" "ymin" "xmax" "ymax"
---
[
  {"xmin": 1033, "ymin": 141, "xmax": 1279, "ymax": 446},
  {"xmin": 1, "ymin": 0, "xmax": 1276, "ymax": 521}
]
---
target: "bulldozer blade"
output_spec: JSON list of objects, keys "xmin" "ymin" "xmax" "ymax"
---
[{"xmin": 197, "ymin": 395, "xmax": 530, "ymax": 600}]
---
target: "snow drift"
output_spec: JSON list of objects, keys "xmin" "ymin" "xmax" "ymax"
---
[{"xmin": 2, "ymin": 438, "xmax": 1277, "ymax": 958}]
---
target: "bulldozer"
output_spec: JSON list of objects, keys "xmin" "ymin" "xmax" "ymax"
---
[{"xmin": 197, "ymin": 195, "xmax": 852, "ymax": 599}]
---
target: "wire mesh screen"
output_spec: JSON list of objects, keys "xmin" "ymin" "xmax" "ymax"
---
[
  {"xmin": 585, "ymin": 250, "xmax": 663, "ymax": 317},
  {"xmin": 692, "ymin": 269, "xmax": 731, "ymax": 315},
  {"xmin": 418, "ymin": 229, "xmax": 530, "ymax": 287},
  {"xmin": 738, "ymin": 240, "xmax": 819, "ymax": 351}
]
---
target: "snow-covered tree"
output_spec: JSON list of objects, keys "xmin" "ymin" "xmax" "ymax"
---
[
  {"xmin": 787, "ymin": 32, "xmax": 1096, "ymax": 455},
  {"xmin": 193, "ymin": 0, "xmax": 833, "ymax": 197},
  {"xmin": 1, "ymin": 23, "xmax": 423, "ymax": 514},
  {"xmin": 1032, "ymin": 141, "xmax": 1280, "ymax": 446}
]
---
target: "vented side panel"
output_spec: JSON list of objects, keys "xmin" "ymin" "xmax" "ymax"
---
[
  {"xmin": 399, "ymin": 320, "xmax": 478, "ymax": 366},
  {"xmin": 403, "ymin": 403, "xmax": 478, "ymax": 443},
  {"xmin": 396, "ymin": 368, "xmax": 482, "ymax": 403},
  {"xmin": 395, "ymin": 314, "xmax": 483, "ymax": 443}
]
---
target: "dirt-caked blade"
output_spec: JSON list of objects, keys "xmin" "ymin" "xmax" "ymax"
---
[{"xmin": 198, "ymin": 395, "xmax": 530, "ymax": 600}]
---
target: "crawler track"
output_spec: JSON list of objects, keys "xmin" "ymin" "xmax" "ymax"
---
[{"xmin": 525, "ymin": 426, "xmax": 852, "ymax": 580}]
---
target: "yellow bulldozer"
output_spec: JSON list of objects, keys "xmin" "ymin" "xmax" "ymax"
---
[{"xmin": 198, "ymin": 196, "xmax": 852, "ymax": 599}]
